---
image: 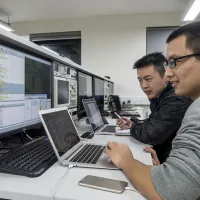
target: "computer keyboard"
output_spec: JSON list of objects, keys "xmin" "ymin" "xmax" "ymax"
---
[
  {"xmin": 100, "ymin": 125, "xmax": 116, "ymax": 133},
  {"xmin": 0, "ymin": 136, "xmax": 57, "ymax": 178},
  {"xmin": 70, "ymin": 144, "xmax": 105, "ymax": 164}
]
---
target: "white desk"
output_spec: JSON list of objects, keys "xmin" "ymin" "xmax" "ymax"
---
[{"xmin": 0, "ymin": 119, "xmax": 152, "ymax": 200}]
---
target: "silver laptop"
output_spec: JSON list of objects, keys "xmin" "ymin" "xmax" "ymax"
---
[
  {"xmin": 82, "ymin": 98, "xmax": 131, "ymax": 136},
  {"xmin": 39, "ymin": 107, "xmax": 117, "ymax": 169},
  {"xmin": 82, "ymin": 99, "xmax": 116, "ymax": 134}
]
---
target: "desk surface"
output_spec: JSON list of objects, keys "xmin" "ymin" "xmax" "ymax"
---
[{"xmin": 0, "ymin": 119, "xmax": 151, "ymax": 200}]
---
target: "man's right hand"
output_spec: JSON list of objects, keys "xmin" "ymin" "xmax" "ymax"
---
[
  {"xmin": 104, "ymin": 142, "xmax": 134, "ymax": 169},
  {"xmin": 116, "ymin": 117, "xmax": 133, "ymax": 130}
]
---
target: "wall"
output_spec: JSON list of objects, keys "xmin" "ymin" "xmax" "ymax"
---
[{"xmin": 12, "ymin": 12, "xmax": 182, "ymax": 104}]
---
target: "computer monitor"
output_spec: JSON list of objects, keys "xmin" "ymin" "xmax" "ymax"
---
[
  {"xmin": 77, "ymin": 72, "xmax": 93, "ymax": 119},
  {"xmin": 0, "ymin": 45, "xmax": 52, "ymax": 138},
  {"xmin": 54, "ymin": 77, "xmax": 70, "ymax": 107},
  {"xmin": 94, "ymin": 77, "xmax": 104, "ymax": 111},
  {"xmin": 109, "ymin": 95, "xmax": 122, "ymax": 112}
]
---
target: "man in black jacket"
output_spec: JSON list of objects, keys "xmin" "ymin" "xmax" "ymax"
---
[{"xmin": 117, "ymin": 52, "xmax": 192, "ymax": 163}]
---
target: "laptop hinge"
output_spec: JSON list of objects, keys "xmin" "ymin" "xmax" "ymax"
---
[{"xmin": 95, "ymin": 124, "xmax": 105, "ymax": 132}]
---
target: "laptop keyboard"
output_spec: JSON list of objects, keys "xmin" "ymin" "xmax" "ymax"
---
[
  {"xmin": 69, "ymin": 144, "xmax": 105, "ymax": 164},
  {"xmin": 100, "ymin": 125, "xmax": 116, "ymax": 133}
]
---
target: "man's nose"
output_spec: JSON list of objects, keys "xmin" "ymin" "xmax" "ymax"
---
[
  {"xmin": 142, "ymin": 81, "xmax": 148, "ymax": 88},
  {"xmin": 165, "ymin": 67, "xmax": 174, "ymax": 79}
]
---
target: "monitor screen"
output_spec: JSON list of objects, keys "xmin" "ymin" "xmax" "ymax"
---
[
  {"xmin": 58, "ymin": 79, "xmax": 69, "ymax": 105},
  {"xmin": 82, "ymin": 99, "xmax": 104, "ymax": 131},
  {"xmin": 54, "ymin": 77, "xmax": 70, "ymax": 107},
  {"xmin": 94, "ymin": 78, "xmax": 104, "ymax": 106},
  {"xmin": 25, "ymin": 57, "xmax": 51, "ymax": 98},
  {"xmin": 0, "ymin": 45, "xmax": 52, "ymax": 137},
  {"xmin": 77, "ymin": 72, "xmax": 93, "ymax": 119},
  {"xmin": 41, "ymin": 109, "xmax": 80, "ymax": 156}
]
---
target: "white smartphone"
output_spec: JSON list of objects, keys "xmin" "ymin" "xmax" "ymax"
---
[{"xmin": 78, "ymin": 175, "xmax": 128, "ymax": 194}]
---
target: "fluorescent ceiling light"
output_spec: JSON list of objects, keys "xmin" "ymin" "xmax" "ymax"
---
[
  {"xmin": 0, "ymin": 20, "xmax": 14, "ymax": 32},
  {"xmin": 183, "ymin": 0, "xmax": 200, "ymax": 21},
  {"xmin": 41, "ymin": 46, "xmax": 59, "ymax": 56}
]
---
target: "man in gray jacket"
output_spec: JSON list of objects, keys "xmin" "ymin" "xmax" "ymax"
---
[{"xmin": 104, "ymin": 21, "xmax": 200, "ymax": 200}]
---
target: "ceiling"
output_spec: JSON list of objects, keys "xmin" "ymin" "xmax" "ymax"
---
[{"xmin": 0, "ymin": 0, "xmax": 190, "ymax": 23}]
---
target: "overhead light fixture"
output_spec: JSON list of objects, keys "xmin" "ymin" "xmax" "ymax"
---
[
  {"xmin": 41, "ymin": 46, "xmax": 59, "ymax": 56},
  {"xmin": 183, "ymin": 0, "xmax": 200, "ymax": 21},
  {"xmin": 0, "ymin": 16, "xmax": 14, "ymax": 32}
]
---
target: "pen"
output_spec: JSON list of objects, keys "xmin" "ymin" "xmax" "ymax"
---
[{"xmin": 114, "ymin": 112, "xmax": 129, "ymax": 126}]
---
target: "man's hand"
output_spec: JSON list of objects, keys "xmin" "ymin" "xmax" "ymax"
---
[
  {"xmin": 105, "ymin": 143, "xmax": 162, "ymax": 200},
  {"xmin": 116, "ymin": 117, "xmax": 133, "ymax": 130},
  {"xmin": 144, "ymin": 146, "xmax": 160, "ymax": 166},
  {"xmin": 104, "ymin": 141, "xmax": 134, "ymax": 169}
]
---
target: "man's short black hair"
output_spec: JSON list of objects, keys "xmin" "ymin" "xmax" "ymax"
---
[
  {"xmin": 166, "ymin": 21, "xmax": 200, "ymax": 59},
  {"xmin": 133, "ymin": 52, "xmax": 166, "ymax": 77}
]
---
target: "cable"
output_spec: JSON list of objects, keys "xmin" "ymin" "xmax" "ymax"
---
[
  {"xmin": 125, "ymin": 187, "xmax": 140, "ymax": 194},
  {"xmin": 0, "ymin": 140, "xmax": 13, "ymax": 150},
  {"xmin": 51, "ymin": 164, "xmax": 74, "ymax": 200},
  {"xmin": 0, "ymin": 140, "xmax": 8, "ymax": 149},
  {"xmin": 25, "ymin": 133, "xmax": 33, "ymax": 141}
]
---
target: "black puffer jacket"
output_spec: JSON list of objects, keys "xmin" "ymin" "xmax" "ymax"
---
[{"xmin": 130, "ymin": 83, "xmax": 193, "ymax": 163}]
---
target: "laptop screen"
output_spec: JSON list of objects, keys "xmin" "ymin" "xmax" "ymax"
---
[
  {"xmin": 82, "ymin": 99, "xmax": 104, "ymax": 131},
  {"xmin": 41, "ymin": 110, "xmax": 81, "ymax": 156}
]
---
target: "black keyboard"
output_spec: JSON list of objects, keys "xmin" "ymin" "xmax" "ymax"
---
[
  {"xmin": 70, "ymin": 144, "xmax": 105, "ymax": 164},
  {"xmin": 0, "ymin": 137, "xmax": 57, "ymax": 178},
  {"xmin": 100, "ymin": 125, "xmax": 116, "ymax": 133}
]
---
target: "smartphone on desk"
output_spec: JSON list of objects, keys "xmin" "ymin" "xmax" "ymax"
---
[{"xmin": 78, "ymin": 175, "xmax": 128, "ymax": 194}]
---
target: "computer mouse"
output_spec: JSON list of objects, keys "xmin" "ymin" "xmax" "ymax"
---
[
  {"xmin": 87, "ymin": 133, "xmax": 94, "ymax": 139},
  {"xmin": 85, "ymin": 118, "xmax": 90, "ymax": 124},
  {"xmin": 81, "ymin": 132, "xmax": 94, "ymax": 139}
]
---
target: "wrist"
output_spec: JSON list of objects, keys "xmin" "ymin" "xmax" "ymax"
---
[{"xmin": 120, "ymin": 157, "xmax": 136, "ymax": 171}]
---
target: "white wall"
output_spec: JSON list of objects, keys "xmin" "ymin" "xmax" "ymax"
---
[{"xmin": 12, "ymin": 12, "xmax": 182, "ymax": 102}]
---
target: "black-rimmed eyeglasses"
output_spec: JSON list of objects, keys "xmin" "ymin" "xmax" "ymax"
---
[{"xmin": 163, "ymin": 53, "xmax": 200, "ymax": 69}]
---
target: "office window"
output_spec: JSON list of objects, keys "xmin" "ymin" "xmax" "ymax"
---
[
  {"xmin": 146, "ymin": 27, "xmax": 177, "ymax": 55},
  {"xmin": 30, "ymin": 31, "xmax": 81, "ymax": 65}
]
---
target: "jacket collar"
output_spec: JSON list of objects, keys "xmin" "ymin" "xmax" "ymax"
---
[{"xmin": 150, "ymin": 82, "xmax": 174, "ymax": 103}]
